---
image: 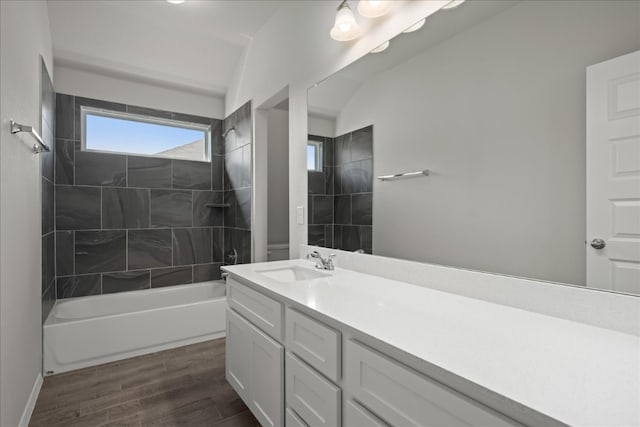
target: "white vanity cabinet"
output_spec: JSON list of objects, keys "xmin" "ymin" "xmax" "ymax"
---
[
  {"xmin": 226, "ymin": 308, "xmax": 284, "ymax": 427},
  {"xmin": 225, "ymin": 275, "xmax": 523, "ymax": 427}
]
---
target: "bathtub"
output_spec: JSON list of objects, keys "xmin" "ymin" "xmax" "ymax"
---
[{"xmin": 44, "ymin": 281, "xmax": 226, "ymax": 375}]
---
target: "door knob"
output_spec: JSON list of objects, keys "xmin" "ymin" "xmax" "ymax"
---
[{"xmin": 590, "ymin": 238, "xmax": 606, "ymax": 250}]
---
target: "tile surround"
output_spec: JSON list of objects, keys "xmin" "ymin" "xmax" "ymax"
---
[
  {"xmin": 308, "ymin": 126, "xmax": 373, "ymax": 253},
  {"xmin": 51, "ymin": 95, "xmax": 253, "ymax": 298}
]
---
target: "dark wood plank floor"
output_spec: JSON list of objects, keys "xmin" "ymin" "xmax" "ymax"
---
[{"xmin": 30, "ymin": 338, "xmax": 260, "ymax": 427}]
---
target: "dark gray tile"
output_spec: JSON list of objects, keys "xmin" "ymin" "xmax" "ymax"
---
[
  {"xmin": 56, "ymin": 185, "xmax": 101, "ymax": 230},
  {"xmin": 325, "ymin": 225, "xmax": 334, "ymax": 249},
  {"xmin": 308, "ymin": 225, "xmax": 326, "ymax": 247},
  {"xmin": 324, "ymin": 137, "xmax": 335, "ymax": 167},
  {"xmin": 312, "ymin": 195, "xmax": 333, "ymax": 225},
  {"xmin": 102, "ymin": 188, "xmax": 150, "ymax": 229},
  {"xmin": 241, "ymin": 144, "xmax": 252, "ymax": 188},
  {"xmin": 55, "ymin": 139, "xmax": 74, "ymax": 185},
  {"xmin": 324, "ymin": 167, "xmax": 334, "ymax": 195},
  {"xmin": 335, "ymin": 195, "xmax": 351, "ymax": 225},
  {"xmin": 335, "ymin": 133, "xmax": 351, "ymax": 166},
  {"xmin": 75, "ymin": 230, "xmax": 126, "ymax": 274},
  {"xmin": 193, "ymin": 191, "xmax": 224, "ymax": 227},
  {"xmin": 352, "ymin": 193, "xmax": 372, "ymax": 225},
  {"xmin": 193, "ymin": 263, "xmax": 222, "ymax": 282},
  {"xmin": 173, "ymin": 228, "xmax": 212, "ymax": 266},
  {"xmin": 212, "ymin": 227, "xmax": 224, "ymax": 263},
  {"xmin": 151, "ymin": 267, "xmax": 192, "ymax": 288},
  {"xmin": 211, "ymin": 120, "xmax": 224, "ymax": 156},
  {"xmin": 225, "ymin": 147, "xmax": 243, "ymax": 190},
  {"xmin": 102, "ymin": 270, "xmax": 150, "ymax": 294},
  {"xmin": 360, "ymin": 226, "xmax": 372, "ymax": 253},
  {"xmin": 224, "ymin": 191, "xmax": 237, "ymax": 228},
  {"xmin": 128, "ymin": 229, "xmax": 172, "ymax": 270},
  {"xmin": 212, "ymin": 155, "xmax": 224, "ymax": 191},
  {"xmin": 125, "ymin": 105, "xmax": 174, "ymax": 120},
  {"xmin": 342, "ymin": 160, "xmax": 372, "ymax": 194},
  {"xmin": 225, "ymin": 101, "xmax": 252, "ymax": 153},
  {"xmin": 173, "ymin": 160, "xmax": 211, "ymax": 190},
  {"xmin": 350, "ymin": 125, "xmax": 373, "ymax": 162},
  {"xmin": 75, "ymin": 151, "xmax": 126, "ymax": 186},
  {"xmin": 150, "ymin": 189, "xmax": 192, "ymax": 227},
  {"xmin": 56, "ymin": 231, "xmax": 74, "ymax": 277},
  {"xmin": 57, "ymin": 274, "xmax": 101, "ymax": 299},
  {"xmin": 333, "ymin": 225, "xmax": 342, "ymax": 250},
  {"xmin": 128, "ymin": 156, "xmax": 171, "ymax": 188},
  {"xmin": 172, "ymin": 112, "xmax": 212, "ymax": 126},
  {"xmin": 55, "ymin": 94, "xmax": 74, "ymax": 140},
  {"xmin": 308, "ymin": 171, "xmax": 324, "ymax": 195},
  {"xmin": 235, "ymin": 188, "xmax": 251, "ymax": 230},
  {"xmin": 333, "ymin": 165, "xmax": 343, "ymax": 195},
  {"xmin": 40, "ymin": 124, "xmax": 54, "ymax": 182},
  {"xmin": 42, "ymin": 177, "xmax": 54, "ymax": 235},
  {"xmin": 42, "ymin": 233, "xmax": 55, "ymax": 294},
  {"xmin": 223, "ymin": 228, "xmax": 250, "ymax": 265},
  {"xmin": 339, "ymin": 225, "xmax": 361, "ymax": 252},
  {"xmin": 42, "ymin": 282, "xmax": 55, "ymax": 325}
]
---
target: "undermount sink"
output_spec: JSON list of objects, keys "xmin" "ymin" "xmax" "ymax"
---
[{"xmin": 256, "ymin": 266, "xmax": 331, "ymax": 283}]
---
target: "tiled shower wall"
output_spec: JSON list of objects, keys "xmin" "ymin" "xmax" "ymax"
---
[
  {"xmin": 308, "ymin": 125, "xmax": 372, "ymax": 253},
  {"xmin": 52, "ymin": 94, "xmax": 252, "ymax": 299},
  {"xmin": 41, "ymin": 58, "xmax": 56, "ymax": 322}
]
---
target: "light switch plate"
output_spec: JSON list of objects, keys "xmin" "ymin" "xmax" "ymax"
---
[{"xmin": 297, "ymin": 206, "xmax": 305, "ymax": 225}]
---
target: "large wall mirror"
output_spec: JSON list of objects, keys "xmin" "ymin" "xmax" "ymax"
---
[{"xmin": 307, "ymin": 0, "xmax": 640, "ymax": 295}]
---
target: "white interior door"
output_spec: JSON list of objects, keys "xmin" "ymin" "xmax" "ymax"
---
[{"xmin": 586, "ymin": 50, "xmax": 640, "ymax": 294}]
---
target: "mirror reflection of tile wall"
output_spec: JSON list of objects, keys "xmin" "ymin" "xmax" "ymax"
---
[{"xmin": 308, "ymin": 125, "xmax": 372, "ymax": 253}]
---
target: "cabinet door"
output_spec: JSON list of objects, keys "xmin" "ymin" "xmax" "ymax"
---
[
  {"xmin": 226, "ymin": 308, "xmax": 251, "ymax": 401},
  {"xmin": 248, "ymin": 322, "xmax": 285, "ymax": 427}
]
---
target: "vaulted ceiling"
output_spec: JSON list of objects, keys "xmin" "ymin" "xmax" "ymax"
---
[{"xmin": 47, "ymin": 0, "xmax": 291, "ymax": 97}]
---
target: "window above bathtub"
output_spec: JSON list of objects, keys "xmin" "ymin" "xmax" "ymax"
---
[
  {"xmin": 307, "ymin": 139, "xmax": 323, "ymax": 171},
  {"xmin": 82, "ymin": 107, "xmax": 212, "ymax": 162}
]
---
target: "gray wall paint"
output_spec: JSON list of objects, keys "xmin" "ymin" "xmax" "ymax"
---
[
  {"xmin": 335, "ymin": 1, "xmax": 640, "ymax": 285},
  {"xmin": 267, "ymin": 109, "xmax": 290, "ymax": 245},
  {"xmin": 0, "ymin": 1, "xmax": 53, "ymax": 425}
]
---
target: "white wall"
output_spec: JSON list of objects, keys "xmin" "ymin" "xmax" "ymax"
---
[
  {"xmin": 333, "ymin": 1, "xmax": 640, "ymax": 285},
  {"xmin": 226, "ymin": 0, "xmax": 451, "ymax": 258},
  {"xmin": 54, "ymin": 64, "xmax": 225, "ymax": 119},
  {"xmin": 0, "ymin": 1, "xmax": 52, "ymax": 425},
  {"xmin": 308, "ymin": 115, "xmax": 335, "ymax": 138},
  {"xmin": 267, "ymin": 109, "xmax": 289, "ymax": 245}
]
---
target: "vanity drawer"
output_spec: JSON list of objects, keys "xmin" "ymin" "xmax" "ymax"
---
[
  {"xmin": 285, "ymin": 307, "xmax": 341, "ymax": 382},
  {"xmin": 286, "ymin": 352, "xmax": 341, "ymax": 427},
  {"xmin": 344, "ymin": 400, "xmax": 388, "ymax": 427},
  {"xmin": 227, "ymin": 277, "xmax": 283, "ymax": 340},
  {"xmin": 345, "ymin": 340, "xmax": 515, "ymax": 427},
  {"xmin": 286, "ymin": 408, "xmax": 308, "ymax": 427}
]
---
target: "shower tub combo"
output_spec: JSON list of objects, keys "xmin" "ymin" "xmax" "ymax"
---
[{"xmin": 43, "ymin": 281, "xmax": 226, "ymax": 375}]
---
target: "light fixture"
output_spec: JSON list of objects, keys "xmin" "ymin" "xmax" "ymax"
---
[
  {"xmin": 357, "ymin": 0, "xmax": 393, "ymax": 18},
  {"xmin": 370, "ymin": 40, "xmax": 390, "ymax": 53},
  {"xmin": 442, "ymin": 0, "xmax": 465, "ymax": 10},
  {"xmin": 403, "ymin": 18, "xmax": 425, "ymax": 33},
  {"xmin": 166, "ymin": 0, "xmax": 185, "ymax": 4},
  {"xmin": 330, "ymin": 1, "xmax": 361, "ymax": 42}
]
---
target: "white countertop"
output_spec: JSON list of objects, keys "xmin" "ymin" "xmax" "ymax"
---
[{"xmin": 222, "ymin": 259, "xmax": 640, "ymax": 426}]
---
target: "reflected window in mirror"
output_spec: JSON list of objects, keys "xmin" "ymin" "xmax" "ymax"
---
[{"xmin": 307, "ymin": 139, "xmax": 323, "ymax": 171}]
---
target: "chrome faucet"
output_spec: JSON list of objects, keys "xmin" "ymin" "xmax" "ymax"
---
[{"xmin": 306, "ymin": 251, "xmax": 336, "ymax": 271}]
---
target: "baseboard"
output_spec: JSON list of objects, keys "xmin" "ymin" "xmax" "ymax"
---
[{"xmin": 18, "ymin": 372, "xmax": 42, "ymax": 427}]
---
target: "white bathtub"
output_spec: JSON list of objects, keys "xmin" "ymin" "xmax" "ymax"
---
[{"xmin": 44, "ymin": 281, "xmax": 226, "ymax": 375}]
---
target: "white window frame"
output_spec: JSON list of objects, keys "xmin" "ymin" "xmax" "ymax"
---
[
  {"xmin": 307, "ymin": 139, "xmax": 323, "ymax": 171},
  {"xmin": 81, "ymin": 106, "xmax": 212, "ymax": 162}
]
